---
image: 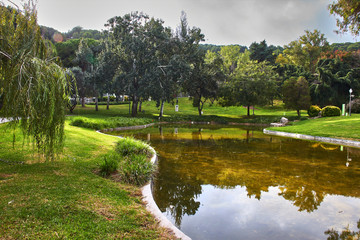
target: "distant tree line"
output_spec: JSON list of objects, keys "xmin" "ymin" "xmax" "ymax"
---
[{"xmin": 38, "ymin": 0, "xmax": 360, "ymax": 118}]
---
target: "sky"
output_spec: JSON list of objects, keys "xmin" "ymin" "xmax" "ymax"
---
[{"xmin": 6, "ymin": 0, "xmax": 359, "ymax": 47}]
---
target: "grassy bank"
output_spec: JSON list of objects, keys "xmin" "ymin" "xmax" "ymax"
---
[
  {"xmin": 0, "ymin": 122, "xmax": 174, "ymax": 239},
  {"xmin": 267, "ymin": 115, "xmax": 360, "ymax": 140}
]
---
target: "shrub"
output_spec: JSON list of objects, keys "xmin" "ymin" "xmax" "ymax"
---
[
  {"xmin": 99, "ymin": 153, "xmax": 119, "ymax": 177},
  {"xmin": 308, "ymin": 105, "xmax": 321, "ymax": 117},
  {"xmin": 119, "ymin": 154, "xmax": 155, "ymax": 185},
  {"xmin": 321, "ymin": 106, "xmax": 341, "ymax": 117},
  {"xmin": 115, "ymin": 137, "xmax": 152, "ymax": 157},
  {"xmin": 69, "ymin": 117, "xmax": 153, "ymax": 130},
  {"xmin": 70, "ymin": 117, "xmax": 103, "ymax": 129}
]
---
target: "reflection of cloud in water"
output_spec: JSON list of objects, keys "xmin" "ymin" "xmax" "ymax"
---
[
  {"xmin": 178, "ymin": 185, "xmax": 360, "ymax": 240},
  {"xmin": 116, "ymin": 125, "xmax": 360, "ymax": 239}
]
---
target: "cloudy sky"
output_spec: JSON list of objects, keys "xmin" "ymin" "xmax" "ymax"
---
[{"xmin": 7, "ymin": 0, "xmax": 359, "ymax": 46}]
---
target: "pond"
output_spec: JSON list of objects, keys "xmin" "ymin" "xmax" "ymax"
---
[{"xmin": 111, "ymin": 124, "xmax": 360, "ymax": 240}]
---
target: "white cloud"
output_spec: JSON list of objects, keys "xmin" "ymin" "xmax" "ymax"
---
[{"xmin": 5, "ymin": 0, "xmax": 358, "ymax": 46}]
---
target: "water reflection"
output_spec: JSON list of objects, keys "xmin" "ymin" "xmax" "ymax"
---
[{"xmin": 111, "ymin": 125, "xmax": 360, "ymax": 240}]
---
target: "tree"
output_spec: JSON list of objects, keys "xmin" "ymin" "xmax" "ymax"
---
[
  {"xmin": 276, "ymin": 30, "xmax": 330, "ymax": 73},
  {"xmin": 282, "ymin": 76, "xmax": 311, "ymax": 116},
  {"xmin": 219, "ymin": 45, "xmax": 242, "ymax": 75},
  {"xmin": 0, "ymin": 2, "xmax": 72, "ymax": 159},
  {"xmin": 249, "ymin": 40, "xmax": 281, "ymax": 64},
  {"xmin": 73, "ymin": 38, "xmax": 98, "ymax": 108},
  {"xmin": 329, "ymin": 0, "xmax": 360, "ymax": 36},
  {"xmin": 311, "ymin": 58, "xmax": 360, "ymax": 107},
  {"xmin": 183, "ymin": 51, "xmax": 224, "ymax": 116},
  {"xmin": 175, "ymin": 11, "xmax": 223, "ymax": 116},
  {"xmin": 106, "ymin": 12, "xmax": 170, "ymax": 117},
  {"xmin": 220, "ymin": 52, "xmax": 278, "ymax": 116}
]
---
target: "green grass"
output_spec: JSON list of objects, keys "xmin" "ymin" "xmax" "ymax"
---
[
  {"xmin": 267, "ymin": 115, "xmax": 360, "ymax": 140},
  {"xmin": 68, "ymin": 98, "xmax": 307, "ymax": 127},
  {"xmin": 0, "ymin": 122, "xmax": 174, "ymax": 239}
]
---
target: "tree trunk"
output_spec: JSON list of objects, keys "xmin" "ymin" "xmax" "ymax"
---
[
  {"xmin": 297, "ymin": 109, "xmax": 301, "ymax": 117},
  {"xmin": 159, "ymin": 100, "xmax": 165, "ymax": 117},
  {"xmin": 252, "ymin": 106, "xmax": 255, "ymax": 115},
  {"xmin": 81, "ymin": 97, "xmax": 85, "ymax": 107},
  {"xmin": 198, "ymin": 101, "xmax": 204, "ymax": 116},
  {"xmin": 138, "ymin": 101, "xmax": 142, "ymax": 112},
  {"xmin": 106, "ymin": 95, "xmax": 110, "ymax": 110},
  {"xmin": 95, "ymin": 97, "xmax": 98, "ymax": 111},
  {"xmin": 131, "ymin": 100, "xmax": 138, "ymax": 117},
  {"xmin": 247, "ymin": 105, "xmax": 250, "ymax": 116}
]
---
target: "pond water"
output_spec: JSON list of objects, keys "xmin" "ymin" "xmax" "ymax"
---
[{"xmin": 111, "ymin": 124, "xmax": 360, "ymax": 240}]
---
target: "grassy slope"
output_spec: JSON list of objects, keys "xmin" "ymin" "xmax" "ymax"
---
[
  {"xmin": 268, "ymin": 115, "xmax": 360, "ymax": 140},
  {"xmin": 0, "ymin": 122, "xmax": 174, "ymax": 239}
]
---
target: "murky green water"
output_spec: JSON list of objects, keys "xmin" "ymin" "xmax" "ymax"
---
[{"xmin": 111, "ymin": 124, "xmax": 360, "ymax": 240}]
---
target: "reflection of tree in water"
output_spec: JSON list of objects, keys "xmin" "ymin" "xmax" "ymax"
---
[
  {"xmin": 152, "ymin": 156, "xmax": 202, "ymax": 228},
  {"xmin": 130, "ymin": 126, "xmax": 360, "ymax": 224},
  {"xmin": 279, "ymin": 184, "xmax": 325, "ymax": 212},
  {"xmin": 324, "ymin": 219, "xmax": 360, "ymax": 240}
]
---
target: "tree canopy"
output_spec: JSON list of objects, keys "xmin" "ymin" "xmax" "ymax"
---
[
  {"xmin": 220, "ymin": 51, "xmax": 278, "ymax": 116},
  {"xmin": 282, "ymin": 76, "xmax": 311, "ymax": 116},
  {"xmin": 276, "ymin": 30, "xmax": 330, "ymax": 73},
  {"xmin": 329, "ymin": 0, "xmax": 360, "ymax": 36},
  {"xmin": 0, "ymin": 2, "xmax": 73, "ymax": 159}
]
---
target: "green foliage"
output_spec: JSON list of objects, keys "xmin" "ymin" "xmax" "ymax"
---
[
  {"xmin": 282, "ymin": 76, "xmax": 311, "ymax": 116},
  {"xmin": 0, "ymin": 3, "xmax": 73, "ymax": 159},
  {"xmin": 276, "ymin": 30, "xmax": 330, "ymax": 73},
  {"xmin": 106, "ymin": 12, "xmax": 182, "ymax": 117},
  {"xmin": 119, "ymin": 154, "xmax": 155, "ymax": 185},
  {"xmin": 64, "ymin": 26, "xmax": 103, "ymax": 40},
  {"xmin": 99, "ymin": 152, "xmax": 119, "ymax": 176},
  {"xmin": 199, "ymin": 44, "xmax": 247, "ymax": 53},
  {"xmin": 308, "ymin": 105, "xmax": 322, "ymax": 117},
  {"xmin": 329, "ymin": 0, "xmax": 360, "ymax": 36},
  {"xmin": 69, "ymin": 116, "xmax": 153, "ymax": 130},
  {"xmin": 220, "ymin": 52, "xmax": 278, "ymax": 116},
  {"xmin": 249, "ymin": 40, "xmax": 282, "ymax": 64},
  {"xmin": 311, "ymin": 58, "xmax": 360, "ymax": 107},
  {"xmin": 183, "ymin": 49, "xmax": 224, "ymax": 116},
  {"xmin": 40, "ymin": 25, "xmax": 63, "ymax": 43},
  {"xmin": 330, "ymin": 42, "xmax": 360, "ymax": 51},
  {"xmin": 55, "ymin": 38, "xmax": 100, "ymax": 68},
  {"xmin": 321, "ymin": 106, "xmax": 341, "ymax": 117},
  {"xmin": 115, "ymin": 137, "xmax": 152, "ymax": 157},
  {"xmin": 99, "ymin": 137, "xmax": 155, "ymax": 185}
]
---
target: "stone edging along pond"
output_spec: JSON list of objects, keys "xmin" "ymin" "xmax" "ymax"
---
[{"xmin": 263, "ymin": 129, "xmax": 360, "ymax": 148}]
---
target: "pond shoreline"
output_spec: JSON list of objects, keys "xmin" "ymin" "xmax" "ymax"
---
[
  {"xmin": 100, "ymin": 121, "xmax": 269, "ymax": 133},
  {"xmin": 97, "ymin": 128, "xmax": 192, "ymax": 240},
  {"xmin": 263, "ymin": 129, "xmax": 360, "ymax": 148}
]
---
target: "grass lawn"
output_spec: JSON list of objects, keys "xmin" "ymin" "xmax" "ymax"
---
[
  {"xmin": 0, "ymin": 122, "xmax": 174, "ymax": 239},
  {"xmin": 267, "ymin": 115, "xmax": 360, "ymax": 140},
  {"xmin": 69, "ymin": 98, "xmax": 307, "ymax": 126}
]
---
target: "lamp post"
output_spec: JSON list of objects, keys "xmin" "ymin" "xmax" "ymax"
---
[{"xmin": 349, "ymin": 88, "xmax": 353, "ymax": 116}]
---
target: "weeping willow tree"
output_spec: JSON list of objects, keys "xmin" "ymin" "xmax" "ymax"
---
[{"xmin": 0, "ymin": 1, "xmax": 72, "ymax": 159}]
